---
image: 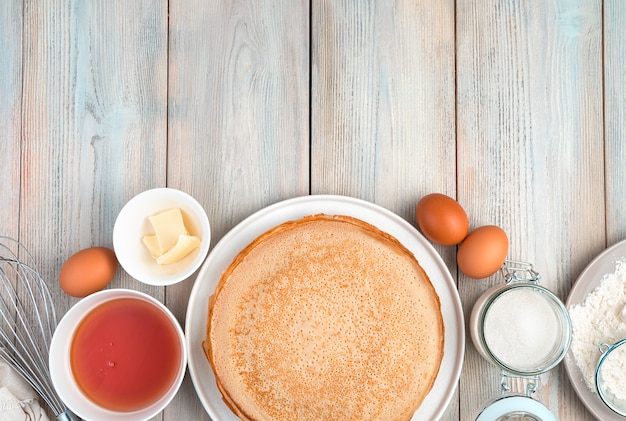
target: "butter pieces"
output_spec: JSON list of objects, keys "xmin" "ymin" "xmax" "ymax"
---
[
  {"xmin": 156, "ymin": 234, "xmax": 200, "ymax": 265},
  {"xmin": 149, "ymin": 208, "xmax": 187, "ymax": 252},
  {"xmin": 143, "ymin": 208, "xmax": 200, "ymax": 264},
  {"xmin": 142, "ymin": 235, "xmax": 162, "ymax": 259}
]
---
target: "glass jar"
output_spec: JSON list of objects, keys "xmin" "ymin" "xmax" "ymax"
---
[
  {"xmin": 595, "ymin": 338, "xmax": 626, "ymax": 416},
  {"xmin": 470, "ymin": 261, "xmax": 572, "ymax": 420}
]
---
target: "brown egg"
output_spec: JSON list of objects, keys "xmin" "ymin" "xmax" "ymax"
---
[
  {"xmin": 415, "ymin": 193, "xmax": 469, "ymax": 246},
  {"xmin": 60, "ymin": 247, "xmax": 118, "ymax": 297},
  {"xmin": 457, "ymin": 225, "xmax": 508, "ymax": 279}
]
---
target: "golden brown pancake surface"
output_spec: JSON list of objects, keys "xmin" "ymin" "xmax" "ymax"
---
[{"xmin": 204, "ymin": 214, "xmax": 444, "ymax": 421}]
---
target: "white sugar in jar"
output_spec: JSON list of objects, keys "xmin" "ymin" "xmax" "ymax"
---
[
  {"xmin": 471, "ymin": 273, "xmax": 571, "ymax": 376},
  {"xmin": 470, "ymin": 261, "xmax": 572, "ymax": 421}
]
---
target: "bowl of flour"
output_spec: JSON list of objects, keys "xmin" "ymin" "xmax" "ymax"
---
[{"xmin": 566, "ymin": 239, "xmax": 626, "ymax": 420}]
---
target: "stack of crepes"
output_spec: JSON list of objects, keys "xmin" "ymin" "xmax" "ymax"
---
[{"xmin": 204, "ymin": 214, "xmax": 444, "ymax": 421}]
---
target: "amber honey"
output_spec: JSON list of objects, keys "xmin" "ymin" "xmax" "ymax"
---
[{"xmin": 70, "ymin": 297, "xmax": 182, "ymax": 412}]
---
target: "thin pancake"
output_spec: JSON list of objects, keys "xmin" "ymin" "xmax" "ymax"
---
[{"xmin": 204, "ymin": 214, "xmax": 444, "ymax": 421}]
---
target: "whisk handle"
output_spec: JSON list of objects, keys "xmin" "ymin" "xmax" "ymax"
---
[{"xmin": 56, "ymin": 410, "xmax": 82, "ymax": 421}]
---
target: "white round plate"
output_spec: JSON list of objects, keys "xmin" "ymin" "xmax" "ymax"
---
[
  {"xmin": 185, "ymin": 195, "xmax": 464, "ymax": 420},
  {"xmin": 564, "ymin": 239, "xmax": 626, "ymax": 420}
]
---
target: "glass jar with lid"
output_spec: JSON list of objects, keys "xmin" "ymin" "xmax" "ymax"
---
[{"xmin": 470, "ymin": 261, "xmax": 572, "ymax": 420}]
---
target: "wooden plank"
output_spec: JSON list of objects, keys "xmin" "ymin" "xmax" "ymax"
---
[
  {"xmin": 311, "ymin": 1, "xmax": 458, "ymax": 419},
  {"xmin": 311, "ymin": 0, "xmax": 457, "ymax": 219},
  {"xmin": 20, "ymin": 0, "xmax": 168, "ymax": 296},
  {"xmin": 456, "ymin": 0, "xmax": 603, "ymax": 419},
  {"xmin": 20, "ymin": 2, "xmax": 167, "ymax": 416},
  {"xmin": 605, "ymin": 0, "xmax": 626, "ymax": 246},
  {"xmin": 0, "ymin": 1, "xmax": 22, "ymax": 240},
  {"xmin": 166, "ymin": 0, "xmax": 310, "ymax": 418},
  {"xmin": 0, "ymin": 4, "xmax": 24, "ymax": 412}
]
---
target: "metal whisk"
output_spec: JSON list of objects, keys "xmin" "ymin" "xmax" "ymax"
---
[{"xmin": 0, "ymin": 236, "xmax": 80, "ymax": 421}]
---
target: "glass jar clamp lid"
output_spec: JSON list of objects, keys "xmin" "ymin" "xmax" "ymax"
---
[
  {"xmin": 470, "ymin": 261, "xmax": 572, "ymax": 420},
  {"xmin": 595, "ymin": 338, "xmax": 626, "ymax": 416}
]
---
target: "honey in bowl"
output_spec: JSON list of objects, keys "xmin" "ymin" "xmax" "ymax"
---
[{"xmin": 70, "ymin": 297, "xmax": 182, "ymax": 412}]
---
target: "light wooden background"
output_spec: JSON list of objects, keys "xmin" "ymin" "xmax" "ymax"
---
[{"xmin": 1, "ymin": 0, "xmax": 624, "ymax": 420}]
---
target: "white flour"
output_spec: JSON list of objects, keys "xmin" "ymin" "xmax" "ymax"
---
[{"xmin": 569, "ymin": 260, "xmax": 626, "ymax": 400}]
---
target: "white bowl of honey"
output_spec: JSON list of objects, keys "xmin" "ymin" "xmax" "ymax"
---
[{"xmin": 50, "ymin": 289, "xmax": 187, "ymax": 421}]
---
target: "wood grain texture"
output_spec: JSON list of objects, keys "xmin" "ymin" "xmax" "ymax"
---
[
  {"xmin": 168, "ymin": 0, "xmax": 310, "ymax": 246},
  {"xmin": 0, "ymin": 1, "xmax": 22, "ymax": 241},
  {"xmin": 456, "ymin": 1, "xmax": 602, "ymax": 419},
  {"xmin": 2, "ymin": 0, "xmax": 622, "ymax": 420},
  {"xmin": 311, "ymin": 0, "xmax": 457, "ymax": 220},
  {"xmin": 20, "ymin": 0, "xmax": 168, "ymax": 303},
  {"xmin": 166, "ymin": 0, "xmax": 310, "ymax": 419},
  {"xmin": 20, "ymin": 3, "xmax": 167, "ymax": 417},
  {"xmin": 311, "ymin": 1, "xmax": 458, "ymax": 419},
  {"xmin": 0, "ymin": 2, "xmax": 23, "ymax": 392},
  {"xmin": 604, "ymin": 0, "xmax": 626, "ymax": 247}
]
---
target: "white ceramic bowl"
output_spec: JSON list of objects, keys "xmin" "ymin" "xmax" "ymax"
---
[
  {"xmin": 49, "ymin": 289, "xmax": 187, "ymax": 421},
  {"xmin": 113, "ymin": 188, "xmax": 211, "ymax": 285}
]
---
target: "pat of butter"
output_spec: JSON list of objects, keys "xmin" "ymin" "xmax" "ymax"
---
[
  {"xmin": 142, "ymin": 234, "xmax": 162, "ymax": 259},
  {"xmin": 143, "ymin": 208, "xmax": 200, "ymax": 265},
  {"xmin": 148, "ymin": 208, "xmax": 188, "ymax": 254},
  {"xmin": 156, "ymin": 234, "xmax": 200, "ymax": 265}
]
